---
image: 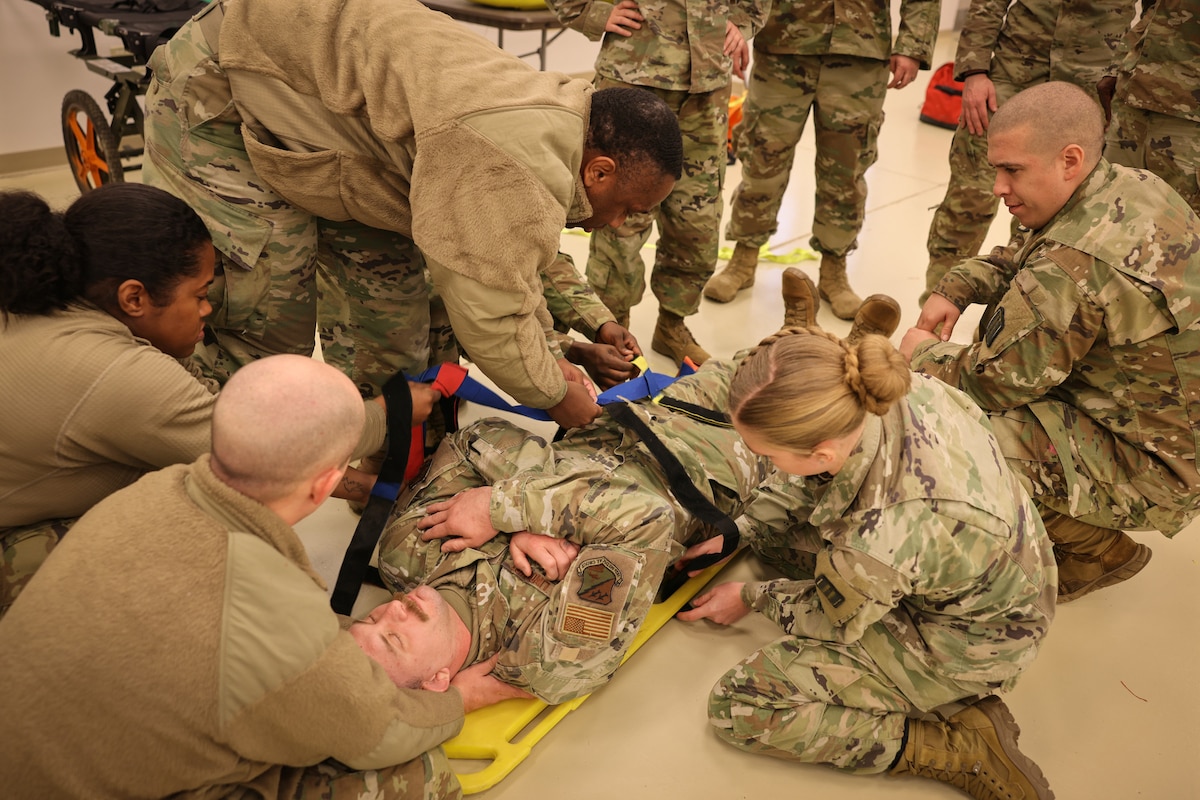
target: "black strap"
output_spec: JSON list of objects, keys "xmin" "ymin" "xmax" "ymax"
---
[
  {"xmin": 607, "ymin": 402, "xmax": 741, "ymax": 598},
  {"xmin": 330, "ymin": 374, "xmax": 414, "ymax": 616},
  {"xmin": 655, "ymin": 396, "xmax": 732, "ymax": 427}
]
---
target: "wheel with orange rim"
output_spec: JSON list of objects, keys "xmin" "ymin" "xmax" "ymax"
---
[{"xmin": 61, "ymin": 90, "xmax": 124, "ymax": 193}]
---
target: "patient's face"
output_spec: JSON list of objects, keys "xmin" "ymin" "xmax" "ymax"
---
[{"xmin": 350, "ymin": 585, "xmax": 460, "ymax": 690}]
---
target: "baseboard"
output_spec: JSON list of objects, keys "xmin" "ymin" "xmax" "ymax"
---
[{"xmin": 0, "ymin": 147, "xmax": 67, "ymax": 177}]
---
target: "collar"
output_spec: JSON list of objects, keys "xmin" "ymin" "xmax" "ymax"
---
[
  {"xmin": 807, "ymin": 415, "xmax": 882, "ymax": 527},
  {"xmin": 566, "ymin": 173, "xmax": 593, "ymax": 226}
]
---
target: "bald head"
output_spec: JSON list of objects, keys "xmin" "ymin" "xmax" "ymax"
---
[
  {"xmin": 211, "ymin": 355, "xmax": 364, "ymax": 503},
  {"xmin": 990, "ymin": 81, "xmax": 1105, "ymax": 167}
]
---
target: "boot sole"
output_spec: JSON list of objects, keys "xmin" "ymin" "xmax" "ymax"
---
[
  {"xmin": 1058, "ymin": 543, "xmax": 1152, "ymax": 603},
  {"xmin": 974, "ymin": 698, "xmax": 1056, "ymax": 800}
]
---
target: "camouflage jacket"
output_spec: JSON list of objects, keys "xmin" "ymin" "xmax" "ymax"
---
[
  {"xmin": 753, "ymin": 0, "xmax": 939, "ymax": 69},
  {"xmin": 1115, "ymin": 0, "xmax": 1200, "ymax": 124},
  {"xmin": 542, "ymin": 251, "xmax": 615, "ymax": 341},
  {"xmin": 488, "ymin": 358, "xmax": 772, "ymax": 538},
  {"xmin": 401, "ymin": 360, "xmax": 773, "ymax": 702},
  {"xmin": 546, "ymin": 0, "xmax": 770, "ymax": 91},
  {"xmin": 740, "ymin": 376, "xmax": 1055, "ymax": 686},
  {"xmin": 954, "ymin": 0, "xmax": 1136, "ymax": 87},
  {"xmin": 915, "ymin": 160, "xmax": 1200, "ymax": 531}
]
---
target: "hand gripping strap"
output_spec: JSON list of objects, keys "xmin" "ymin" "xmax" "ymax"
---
[
  {"xmin": 330, "ymin": 374, "xmax": 414, "ymax": 616},
  {"xmin": 606, "ymin": 402, "xmax": 740, "ymax": 579}
]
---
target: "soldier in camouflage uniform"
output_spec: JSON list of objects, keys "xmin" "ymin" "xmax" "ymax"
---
[
  {"xmin": 921, "ymin": 0, "xmax": 1137, "ymax": 305},
  {"xmin": 370, "ymin": 358, "xmax": 773, "ymax": 703},
  {"xmin": 544, "ymin": 0, "xmax": 770, "ymax": 366},
  {"xmin": 142, "ymin": 0, "xmax": 682, "ymax": 432},
  {"xmin": 706, "ymin": 0, "xmax": 939, "ymax": 319},
  {"xmin": 1103, "ymin": 0, "xmax": 1200, "ymax": 215},
  {"xmin": 904, "ymin": 82, "xmax": 1200, "ymax": 603},
  {"xmin": 678, "ymin": 328, "xmax": 1056, "ymax": 799}
]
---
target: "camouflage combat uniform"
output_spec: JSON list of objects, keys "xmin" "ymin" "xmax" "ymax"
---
[
  {"xmin": 143, "ymin": 0, "xmax": 591, "ymax": 411},
  {"xmin": 725, "ymin": 0, "xmax": 938, "ymax": 257},
  {"xmin": 545, "ymin": 0, "xmax": 769, "ymax": 320},
  {"xmin": 923, "ymin": 0, "xmax": 1137, "ymax": 299},
  {"xmin": 1105, "ymin": 0, "xmax": 1200, "ymax": 215},
  {"xmin": 913, "ymin": 160, "xmax": 1200, "ymax": 536},
  {"xmin": 377, "ymin": 359, "xmax": 773, "ymax": 703},
  {"xmin": 708, "ymin": 375, "xmax": 1055, "ymax": 773}
]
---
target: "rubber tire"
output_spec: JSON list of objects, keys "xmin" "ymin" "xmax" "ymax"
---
[{"xmin": 61, "ymin": 89, "xmax": 124, "ymax": 193}]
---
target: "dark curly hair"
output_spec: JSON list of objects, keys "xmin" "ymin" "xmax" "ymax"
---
[
  {"xmin": 587, "ymin": 87, "xmax": 683, "ymax": 182},
  {"xmin": 0, "ymin": 183, "xmax": 212, "ymax": 318}
]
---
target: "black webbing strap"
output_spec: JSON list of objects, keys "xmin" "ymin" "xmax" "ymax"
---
[
  {"xmin": 606, "ymin": 402, "xmax": 741, "ymax": 598},
  {"xmin": 655, "ymin": 396, "xmax": 732, "ymax": 428},
  {"xmin": 330, "ymin": 374, "xmax": 414, "ymax": 616}
]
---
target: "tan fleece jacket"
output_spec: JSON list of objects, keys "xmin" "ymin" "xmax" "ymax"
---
[
  {"xmin": 214, "ymin": 0, "xmax": 594, "ymax": 408},
  {"xmin": 0, "ymin": 457, "xmax": 463, "ymax": 798},
  {"xmin": 0, "ymin": 306, "xmax": 385, "ymax": 530}
]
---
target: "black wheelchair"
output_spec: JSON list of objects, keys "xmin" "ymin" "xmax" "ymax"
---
[{"xmin": 27, "ymin": 0, "xmax": 206, "ymax": 193}]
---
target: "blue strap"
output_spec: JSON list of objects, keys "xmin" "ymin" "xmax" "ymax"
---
[{"xmin": 409, "ymin": 358, "xmax": 696, "ymax": 422}]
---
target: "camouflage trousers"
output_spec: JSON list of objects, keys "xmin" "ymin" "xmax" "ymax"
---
[
  {"xmin": 287, "ymin": 749, "xmax": 460, "ymax": 800},
  {"xmin": 143, "ymin": 8, "xmax": 431, "ymax": 397},
  {"xmin": 923, "ymin": 78, "xmax": 1024, "ymax": 299},
  {"xmin": 1105, "ymin": 102, "xmax": 1200, "ymax": 215},
  {"xmin": 709, "ymin": 635, "xmax": 995, "ymax": 774},
  {"xmin": 709, "ymin": 531, "xmax": 998, "ymax": 774},
  {"xmin": 586, "ymin": 78, "xmax": 730, "ymax": 320},
  {"xmin": 1, "ymin": 518, "xmax": 72, "ymax": 618},
  {"xmin": 988, "ymin": 404, "xmax": 1200, "ymax": 537},
  {"xmin": 725, "ymin": 52, "xmax": 888, "ymax": 257},
  {"xmin": 377, "ymin": 417, "xmax": 692, "ymax": 703}
]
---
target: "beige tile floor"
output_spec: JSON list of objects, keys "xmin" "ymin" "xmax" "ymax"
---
[{"xmin": 5, "ymin": 31, "xmax": 1200, "ymax": 800}]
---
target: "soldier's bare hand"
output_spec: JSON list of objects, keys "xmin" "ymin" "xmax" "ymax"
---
[
  {"xmin": 546, "ymin": 381, "xmax": 601, "ymax": 428},
  {"xmin": 961, "ymin": 74, "xmax": 998, "ymax": 136},
  {"xmin": 900, "ymin": 327, "xmax": 940, "ymax": 360},
  {"xmin": 724, "ymin": 22, "xmax": 749, "ymax": 81},
  {"xmin": 408, "ymin": 381, "xmax": 442, "ymax": 425},
  {"xmin": 605, "ymin": 0, "xmax": 643, "ymax": 36},
  {"xmin": 567, "ymin": 341, "xmax": 639, "ymax": 389},
  {"xmin": 676, "ymin": 582, "xmax": 749, "ymax": 625},
  {"xmin": 887, "ymin": 55, "xmax": 919, "ymax": 90},
  {"xmin": 913, "ymin": 293, "xmax": 961, "ymax": 341},
  {"xmin": 451, "ymin": 654, "xmax": 534, "ymax": 712},
  {"xmin": 679, "ymin": 534, "xmax": 734, "ymax": 577},
  {"xmin": 595, "ymin": 320, "xmax": 642, "ymax": 359},
  {"xmin": 510, "ymin": 532, "xmax": 579, "ymax": 580},
  {"xmin": 418, "ymin": 487, "xmax": 500, "ymax": 552}
]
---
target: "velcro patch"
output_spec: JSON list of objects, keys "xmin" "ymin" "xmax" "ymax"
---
[
  {"xmin": 574, "ymin": 555, "xmax": 624, "ymax": 606},
  {"xmin": 815, "ymin": 574, "xmax": 844, "ymax": 608},
  {"xmin": 983, "ymin": 306, "xmax": 1006, "ymax": 347},
  {"xmin": 560, "ymin": 603, "xmax": 616, "ymax": 641},
  {"xmin": 814, "ymin": 549, "xmax": 868, "ymax": 626}
]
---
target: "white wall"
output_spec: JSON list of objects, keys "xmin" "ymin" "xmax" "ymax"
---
[{"xmin": 1, "ymin": 0, "xmax": 966, "ymax": 162}]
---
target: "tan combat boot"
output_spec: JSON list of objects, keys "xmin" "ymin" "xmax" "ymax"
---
[
  {"xmin": 652, "ymin": 310, "xmax": 710, "ymax": 366},
  {"xmin": 846, "ymin": 294, "xmax": 902, "ymax": 345},
  {"xmin": 891, "ymin": 696, "xmax": 1055, "ymax": 799},
  {"xmin": 817, "ymin": 253, "xmax": 864, "ymax": 320},
  {"xmin": 781, "ymin": 267, "xmax": 819, "ymax": 329},
  {"xmin": 704, "ymin": 242, "xmax": 759, "ymax": 302},
  {"xmin": 1043, "ymin": 511, "xmax": 1152, "ymax": 603}
]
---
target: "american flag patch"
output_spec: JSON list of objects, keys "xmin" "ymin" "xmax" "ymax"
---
[{"xmin": 560, "ymin": 602, "xmax": 615, "ymax": 641}]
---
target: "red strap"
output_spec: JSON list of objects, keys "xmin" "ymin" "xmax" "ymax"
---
[{"xmin": 428, "ymin": 362, "xmax": 468, "ymax": 398}]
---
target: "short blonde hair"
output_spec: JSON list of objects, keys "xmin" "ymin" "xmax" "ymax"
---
[{"xmin": 729, "ymin": 327, "xmax": 912, "ymax": 451}]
